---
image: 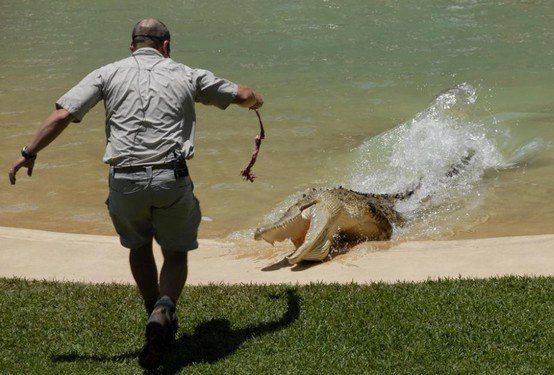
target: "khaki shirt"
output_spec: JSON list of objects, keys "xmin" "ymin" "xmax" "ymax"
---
[{"xmin": 56, "ymin": 47, "xmax": 238, "ymax": 167}]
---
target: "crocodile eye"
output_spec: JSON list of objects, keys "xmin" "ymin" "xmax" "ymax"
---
[{"xmin": 302, "ymin": 194, "xmax": 306, "ymax": 198}]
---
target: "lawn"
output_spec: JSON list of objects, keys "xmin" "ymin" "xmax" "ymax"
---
[{"xmin": 0, "ymin": 276, "xmax": 552, "ymax": 374}]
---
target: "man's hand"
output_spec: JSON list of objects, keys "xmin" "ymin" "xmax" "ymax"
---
[
  {"xmin": 249, "ymin": 91, "xmax": 264, "ymax": 110},
  {"xmin": 9, "ymin": 156, "xmax": 35, "ymax": 185},
  {"xmin": 7, "ymin": 108, "xmax": 72, "ymax": 185},
  {"xmin": 235, "ymin": 85, "xmax": 264, "ymax": 110}
]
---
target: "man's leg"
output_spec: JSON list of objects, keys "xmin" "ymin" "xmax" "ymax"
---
[
  {"xmin": 139, "ymin": 173, "xmax": 197, "ymax": 369},
  {"xmin": 159, "ymin": 249, "xmax": 188, "ymax": 303},
  {"xmin": 138, "ymin": 248, "xmax": 187, "ymax": 369},
  {"xmin": 129, "ymin": 240, "xmax": 159, "ymax": 315}
]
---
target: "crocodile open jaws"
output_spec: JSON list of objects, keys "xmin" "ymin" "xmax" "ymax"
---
[{"xmin": 254, "ymin": 187, "xmax": 408, "ymax": 265}]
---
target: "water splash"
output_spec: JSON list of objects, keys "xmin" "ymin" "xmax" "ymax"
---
[{"xmin": 349, "ymin": 83, "xmax": 548, "ymax": 238}]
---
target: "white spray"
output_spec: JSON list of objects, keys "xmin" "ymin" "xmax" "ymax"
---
[{"xmin": 349, "ymin": 83, "xmax": 548, "ymax": 238}]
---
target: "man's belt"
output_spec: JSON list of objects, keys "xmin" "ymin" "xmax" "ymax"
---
[{"xmin": 113, "ymin": 162, "xmax": 188, "ymax": 177}]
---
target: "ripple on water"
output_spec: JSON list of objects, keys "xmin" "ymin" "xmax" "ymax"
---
[
  {"xmin": 0, "ymin": 203, "xmax": 39, "ymax": 213},
  {"xmin": 71, "ymin": 212, "xmax": 108, "ymax": 223},
  {"xmin": 357, "ymin": 80, "xmax": 396, "ymax": 90},
  {"xmin": 211, "ymin": 182, "xmax": 274, "ymax": 191}
]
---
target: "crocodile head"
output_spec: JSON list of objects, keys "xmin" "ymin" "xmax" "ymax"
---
[{"xmin": 254, "ymin": 188, "xmax": 321, "ymax": 245}]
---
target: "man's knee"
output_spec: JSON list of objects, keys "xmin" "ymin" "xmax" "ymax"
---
[
  {"xmin": 131, "ymin": 242, "xmax": 153, "ymax": 256},
  {"xmin": 161, "ymin": 248, "xmax": 188, "ymax": 263}
]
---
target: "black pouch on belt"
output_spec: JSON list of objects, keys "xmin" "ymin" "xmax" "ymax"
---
[{"xmin": 172, "ymin": 151, "xmax": 189, "ymax": 179}]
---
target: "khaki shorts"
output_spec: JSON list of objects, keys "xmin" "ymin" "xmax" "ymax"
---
[{"xmin": 107, "ymin": 167, "xmax": 201, "ymax": 251}]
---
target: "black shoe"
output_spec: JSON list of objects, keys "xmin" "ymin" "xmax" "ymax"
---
[
  {"xmin": 144, "ymin": 297, "xmax": 158, "ymax": 317},
  {"xmin": 138, "ymin": 300, "xmax": 176, "ymax": 370},
  {"xmin": 166, "ymin": 315, "xmax": 178, "ymax": 348}
]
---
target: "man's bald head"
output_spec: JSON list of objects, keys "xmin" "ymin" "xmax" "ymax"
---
[{"xmin": 131, "ymin": 18, "xmax": 170, "ymax": 51}]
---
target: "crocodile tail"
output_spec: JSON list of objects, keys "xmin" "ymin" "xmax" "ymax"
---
[
  {"xmin": 445, "ymin": 149, "xmax": 476, "ymax": 177},
  {"xmin": 391, "ymin": 181, "xmax": 421, "ymax": 201},
  {"xmin": 354, "ymin": 149, "xmax": 477, "ymax": 203},
  {"xmin": 382, "ymin": 149, "xmax": 476, "ymax": 202}
]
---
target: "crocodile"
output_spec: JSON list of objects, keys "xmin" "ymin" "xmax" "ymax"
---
[
  {"xmin": 254, "ymin": 187, "xmax": 412, "ymax": 264},
  {"xmin": 254, "ymin": 150, "xmax": 475, "ymax": 264}
]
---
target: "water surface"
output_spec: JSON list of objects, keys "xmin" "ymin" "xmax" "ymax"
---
[{"xmin": 1, "ymin": 0, "xmax": 553, "ymax": 239}]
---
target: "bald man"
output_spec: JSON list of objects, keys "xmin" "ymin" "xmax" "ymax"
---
[{"xmin": 8, "ymin": 18, "xmax": 263, "ymax": 370}]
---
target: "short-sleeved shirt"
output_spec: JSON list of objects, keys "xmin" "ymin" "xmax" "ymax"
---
[{"xmin": 56, "ymin": 47, "xmax": 238, "ymax": 167}]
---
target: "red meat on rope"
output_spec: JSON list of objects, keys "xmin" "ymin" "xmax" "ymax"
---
[{"xmin": 241, "ymin": 110, "xmax": 266, "ymax": 182}]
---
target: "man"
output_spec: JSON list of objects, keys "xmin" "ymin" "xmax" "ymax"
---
[{"xmin": 8, "ymin": 18, "xmax": 263, "ymax": 369}]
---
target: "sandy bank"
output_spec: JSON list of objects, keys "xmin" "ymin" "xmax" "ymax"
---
[{"xmin": 0, "ymin": 226, "xmax": 552, "ymax": 285}]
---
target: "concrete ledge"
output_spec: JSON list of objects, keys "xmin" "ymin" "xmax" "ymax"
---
[{"xmin": 0, "ymin": 226, "xmax": 552, "ymax": 285}]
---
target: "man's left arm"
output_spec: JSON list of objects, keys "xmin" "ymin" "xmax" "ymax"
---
[
  {"xmin": 8, "ymin": 109, "xmax": 73, "ymax": 185},
  {"xmin": 193, "ymin": 69, "xmax": 262, "ymax": 110}
]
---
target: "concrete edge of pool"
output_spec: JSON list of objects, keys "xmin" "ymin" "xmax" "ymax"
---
[{"xmin": 0, "ymin": 226, "xmax": 552, "ymax": 285}]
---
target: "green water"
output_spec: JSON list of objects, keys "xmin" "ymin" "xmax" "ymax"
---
[{"xmin": 1, "ymin": 0, "xmax": 553, "ymax": 239}]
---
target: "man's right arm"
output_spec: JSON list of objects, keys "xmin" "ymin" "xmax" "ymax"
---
[
  {"xmin": 8, "ymin": 67, "xmax": 104, "ymax": 185},
  {"xmin": 8, "ymin": 109, "xmax": 73, "ymax": 185},
  {"xmin": 233, "ymin": 85, "xmax": 264, "ymax": 110}
]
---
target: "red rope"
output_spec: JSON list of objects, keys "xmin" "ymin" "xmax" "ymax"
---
[{"xmin": 240, "ymin": 109, "xmax": 266, "ymax": 182}]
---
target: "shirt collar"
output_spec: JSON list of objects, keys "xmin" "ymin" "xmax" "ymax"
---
[{"xmin": 132, "ymin": 47, "xmax": 164, "ymax": 57}]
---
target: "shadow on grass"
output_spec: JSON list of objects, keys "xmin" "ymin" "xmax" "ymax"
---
[{"xmin": 51, "ymin": 289, "xmax": 300, "ymax": 373}]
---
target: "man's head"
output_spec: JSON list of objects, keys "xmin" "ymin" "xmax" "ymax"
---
[{"xmin": 130, "ymin": 18, "xmax": 171, "ymax": 57}]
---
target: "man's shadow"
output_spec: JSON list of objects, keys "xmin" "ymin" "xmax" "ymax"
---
[
  {"xmin": 51, "ymin": 289, "xmax": 300, "ymax": 373},
  {"xmin": 162, "ymin": 289, "xmax": 299, "ymax": 373}
]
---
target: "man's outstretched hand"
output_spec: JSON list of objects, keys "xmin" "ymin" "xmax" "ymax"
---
[
  {"xmin": 7, "ymin": 108, "xmax": 73, "ymax": 185},
  {"xmin": 9, "ymin": 156, "xmax": 35, "ymax": 185},
  {"xmin": 249, "ymin": 91, "xmax": 264, "ymax": 110},
  {"xmin": 234, "ymin": 85, "xmax": 264, "ymax": 110}
]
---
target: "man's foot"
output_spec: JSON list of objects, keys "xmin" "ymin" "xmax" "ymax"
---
[
  {"xmin": 138, "ymin": 296, "xmax": 176, "ymax": 370},
  {"xmin": 166, "ymin": 315, "xmax": 178, "ymax": 348},
  {"xmin": 144, "ymin": 297, "xmax": 158, "ymax": 317}
]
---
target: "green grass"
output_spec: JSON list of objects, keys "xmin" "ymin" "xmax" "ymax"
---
[{"xmin": 0, "ymin": 277, "xmax": 552, "ymax": 374}]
